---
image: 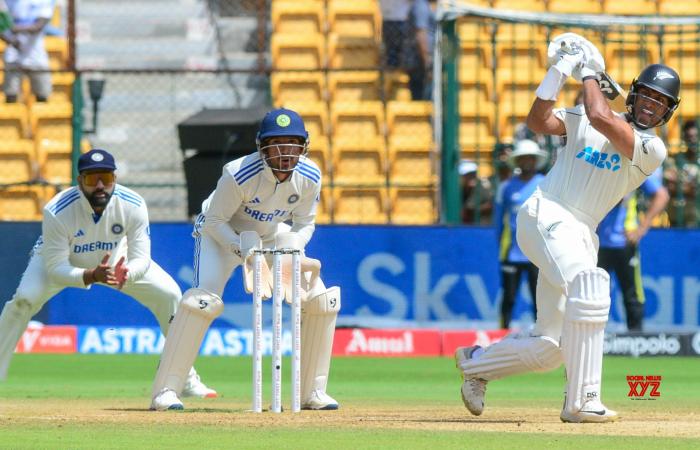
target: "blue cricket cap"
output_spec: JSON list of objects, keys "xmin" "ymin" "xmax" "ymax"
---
[
  {"xmin": 78, "ymin": 149, "xmax": 117, "ymax": 172},
  {"xmin": 257, "ymin": 108, "xmax": 308, "ymax": 142}
]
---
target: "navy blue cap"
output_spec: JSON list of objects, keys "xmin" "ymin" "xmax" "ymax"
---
[
  {"xmin": 257, "ymin": 108, "xmax": 308, "ymax": 142},
  {"xmin": 78, "ymin": 149, "xmax": 117, "ymax": 172}
]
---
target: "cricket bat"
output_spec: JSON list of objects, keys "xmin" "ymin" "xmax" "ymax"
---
[{"xmin": 596, "ymin": 72, "xmax": 628, "ymax": 112}]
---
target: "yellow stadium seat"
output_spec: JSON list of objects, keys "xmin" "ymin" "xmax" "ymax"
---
[
  {"xmin": 271, "ymin": 33, "xmax": 326, "ymax": 70},
  {"xmin": 333, "ymin": 187, "xmax": 388, "ymax": 224},
  {"xmin": 31, "ymin": 102, "xmax": 73, "ymax": 151},
  {"xmin": 498, "ymin": 82, "xmax": 539, "ymax": 120},
  {"xmin": 332, "ymin": 135, "xmax": 386, "ymax": 185},
  {"xmin": 459, "ymin": 43, "xmax": 492, "ymax": 72},
  {"xmin": 605, "ymin": 44, "xmax": 659, "ymax": 85},
  {"xmin": 50, "ymin": 72, "xmax": 75, "ymax": 103},
  {"xmin": 547, "ymin": 0, "xmax": 602, "ymax": 13},
  {"xmin": 499, "ymin": 113, "xmax": 530, "ymax": 142},
  {"xmin": 331, "ymin": 101, "xmax": 384, "ymax": 139},
  {"xmin": 0, "ymin": 187, "xmax": 43, "ymax": 221},
  {"xmin": 384, "ymin": 71, "xmax": 412, "ymax": 101},
  {"xmin": 328, "ymin": 71, "xmax": 380, "ymax": 102},
  {"xmin": 271, "ymin": 1, "xmax": 325, "ymax": 34},
  {"xmin": 315, "ymin": 187, "xmax": 332, "ymax": 224},
  {"xmin": 328, "ymin": 0, "xmax": 380, "ymax": 40},
  {"xmin": 604, "ymin": 0, "xmax": 657, "ymax": 15},
  {"xmin": 494, "ymin": 48, "xmax": 546, "ymax": 90},
  {"xmin": 494, "ymin": 23, "xmax": 546, "ymax": 49},
  {"xmin": 271, "ymin": 71, "xmax": 326, "ymax": 104},
  {"xmin": 0, "ymin": 103, "xmax": 29, "ymax": 140},
  {"xmin": 44, "ymin": 36, "xmax": 68, "ymax": 70},
  {"xmin": 0, "ymin": 140, "xmax": 37, "ymax": 183},
  {"xmin": 459, "ymin": 111, "xmax": 496, "ymax": 150},
  {"xmin": 659, "ymin": 0, "xmax": 700, "ymax": 15},
  {"xmin": 386, "ymin": 102, "xmax": 433, "ymax": 183},
  {"xmin": 387, "ymin": 143, "xmax": 435, "ymax": 185},
  {"xmin": 457, "ymin": 19, "xmax": 492, "ymax": 44},
  {"xmin": 306, "ymin": 137, "xmax": 330, "ymax": 174},
  {"xmin": 389, "ymin": 187, "xmax": 436, "ymax": 225},
  {"xmin": 491, "ymin": 0, "xmax": 546, "ymax": 11},
  {"xmin": 328, "ymin": 34, "xmax": 379, "ymax": 69},
  {"xmin": 664, "ymin": 44, "xmax": 700, "ymax": 84}
]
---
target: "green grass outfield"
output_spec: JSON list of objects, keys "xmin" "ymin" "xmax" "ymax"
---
[{"xmin": 0, "ymin": 354, "xmax": 699, "ymax": 449}]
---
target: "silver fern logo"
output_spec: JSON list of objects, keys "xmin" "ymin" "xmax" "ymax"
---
[{"xmin": 653, "ymin": 71, "xmax": 673, "ymax": 81}]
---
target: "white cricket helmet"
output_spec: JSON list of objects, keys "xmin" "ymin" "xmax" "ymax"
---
[{"xmin": 508, "ymin": 139, "xmax": 548, "ymax": 170}]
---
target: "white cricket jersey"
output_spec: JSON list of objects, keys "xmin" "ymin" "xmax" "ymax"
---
[
  {"xmin": 38, "ymin": 184, "xmax": 151, "ymax": 288},
  {"xmin": 199, "ymin": 152, "xmax": 321, "ymax": 248},
  {"xmin": 538, "ymin": 105, "xmax": 667, "ymax": 225}
]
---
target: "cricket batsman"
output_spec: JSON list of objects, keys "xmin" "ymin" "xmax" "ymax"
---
[
  {"xmin": 150, "ymin": 107, "xmax": 341, "ymax": 411},
  {"xmin": 454, "ymin": 33, "xmax": 680, "ymax": 422}
]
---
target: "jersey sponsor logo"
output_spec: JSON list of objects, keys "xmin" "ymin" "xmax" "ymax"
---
[
  {"xmin": 287, "ymin": 194, "xmax": 299, "ymax": 204},
  {"xmin": 74, "ymin": 229, "xmax": 85, "ymax": 237},
  {"xmin": 576, "ymin": 146, "xmax": 621, "ymax": 172},
  {"xmin": 243, "ymin": 206, "xmax": 288, "ymax": 222},
  {"xmin": 73, "ymin": 240, "xmax": 120, "ymax": 253},
  {"xmin": 112, "ymin": 223, "xmax": 123, "ymax": 234}
]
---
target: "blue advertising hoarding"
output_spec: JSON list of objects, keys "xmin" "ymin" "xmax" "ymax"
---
[{"xmin": 0, "ymin": 223, "xmax": 698, "ymax": 330}]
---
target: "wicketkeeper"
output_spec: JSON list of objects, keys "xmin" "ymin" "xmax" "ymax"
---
[
  {"xmin": 150, "ymin": 108, "xmax": 341, "ymax": 411},
  {"xmin": 454, "ymin": 33, "xmax": 680, "ymax": 422}
]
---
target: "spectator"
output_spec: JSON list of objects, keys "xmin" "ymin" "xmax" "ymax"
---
[
  {"xmin": 492, "ymin": 142, "xmax": 514, "ymax": 185},
  {"xmin": 597, "ymin": 168, "xmax": 669, "ymax": 331},
  {"xmin": 493, "ymin": 140, "xmax": 547, "ymax": 329},
  {"xmin": 664, "ymin": 120, "xmax": 700, "ymax": 227},
  {"xmin": 379, "ymin": 0, "xmax": 411, "ymax": 69},
  {"xmin": 403, "ymin": 0, "xmax": 437, "ymax": 100},
  {"xmin": 1, "ymin": 0, "xmax": 54, "ymax": 103},
  {"xmin": 459, "ymin": 159, "xmax": 493, "ymax": 224}
]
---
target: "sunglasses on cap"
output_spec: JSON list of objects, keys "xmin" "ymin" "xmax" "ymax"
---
[{"xmin": 82, "ymin": 171, "xmax": 115, "ymax": 187}]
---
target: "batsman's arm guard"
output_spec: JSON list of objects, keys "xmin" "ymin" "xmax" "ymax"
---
[{"xmin": 151, "ymin": 288, "xmax": 223, "ymax": 398}]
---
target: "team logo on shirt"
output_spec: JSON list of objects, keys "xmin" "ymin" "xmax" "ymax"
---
[
  {"xmin": 112, "ymin": 224, "xmax": 124, "ymax": 234},
  {"xmin": 74, "ymin": 229, "xmax": 85, "ymax": 237},
  {"xmin": 575, "ymin": 147, "xmax": 621, "ymax": 172},
  {"xmin": 288, "ymin": 194, "xmax": 299, "ymax": 204}
]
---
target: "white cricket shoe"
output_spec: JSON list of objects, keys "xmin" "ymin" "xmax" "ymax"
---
[
  {"xmin": 454, "ymin": 346, "xmax": 487, "ymax": 416},
  {"xmin": 181, "ymin": 368, "xmax": 218, "ymax": 398},
  {"xmin": 560, "ymin": 399, "xmax": 619, "ymax": 423},
  {"xmin": 150, "ymin": 388, "xmax": 184, "ymax": 411},
  {"xmin": 302, "ymin": 390, "xmax": 339, "ymax": 410}
]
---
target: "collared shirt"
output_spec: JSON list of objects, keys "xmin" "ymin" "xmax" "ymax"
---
[
  {"xmin": 199, "ymin": 152, "xmax": 321, "ymax": 248},
  {"xmin": 538, "ymin": 105, "xmax": 667, "ymax": 225},
  {"xmin": 38, "ymin": 184, "xmax": 151, "ymax": 287}
]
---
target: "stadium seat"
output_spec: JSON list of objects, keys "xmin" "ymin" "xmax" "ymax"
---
[
  {"xmin": 459, "ymin": 80, "xmax": 496, "ymax": 120},
  {"xmin": 332, "ymin": 135, "xmax": 386, "ymax": 185},
  {"xmin": 389, "ymin": 187, "xmax": 436, "ymax": 225},
  {"xmin": 498, "ymin": 83, "xmax": 539, "ymax": 120},
  {"xmin": 271, "ymin": 33, "xmax": 326, "ymax": 70},
  {"xmin": 659, "ymin": 0, "xmax": 700, "ymax": 15},
  {"xmin": 603, "ymin": 0, "xmax": 657, "ymax": 15},
  {"xmin": 547, "ymin": 0, "xmax": 602, "ymax": 14},
  {"xmin": 386, "ymin": 101, "xmax": 435, "ymax": 185},
  {"xmin": 0, "ymin": 140, "xmax": 37, "ymax": 183},
  {"xmin": 494, "ymin": 48, "xmax": 546, "ymax": 90},
  {"xmin": 384, "ymin": 71, "xmax": 412, "ymax": 101},
  {"xmin": 333, "ymin": 187, "xmax": 388, "ymax": 224},
  {"xmin": 330, "ymin": 101, "xmax": 384, "ymax": 140},
  {"xmin": 328, "ymin": 34, "xmax": 379, "ymax": 69},
  {"xmin": 305, "ymin": 137, "xmax": 331, "ymax": 175},
  {"xmin": 271, "ymin": 71, "xmax": 326, "ymax": 104},
  {"xmin": 459, "ymin": 43, "xmax": 493, "ymax": 73},
  {"xmin": 328, "ymin": 0, "xmax": 380, "ymax": 41},
  {"xmin": 0, "ymin": 103, "xmax": 29, "ymax": 141},
  {"xmin": 30, "ymin": 103, "xmax": 73, "ymax": 184},
  {"xmin": 328, "ymin": 71, "xmax": 381, "ymax": 102},
  {"xmin": 50, "ymin": 72, "xmax": 75, "ymax": 103},
  {"xmin": 491, "ymin": 0, "xmax": 546, "ymax": 11},
  {"xmin": 457, "ymin": 19, "xmax": 492, "ymax": 44},
  {"xmin": 494, "ymin": 23, "xmax": 546, "ymax": 49},
  {"xmin": 0, "ymin": 187, "xmax": 43, "ymax": 221},
  {"xmin": 44, "ymin": 36, "xmax": 68, "ymax": 70},
  {"xmin": 605, "ymin": 45, "xmax": 659, "ymax": 85},
  {"xmin": 315, "ymin": 187, "xmax": 332, "ymax": 224},
  {"xmin": 664, "ymin": 44, "xmax": 700, "ymax": 84},
  {"xmin": 459, "ymin": 111, "xmax": 496, "ymax": 150},
  {"xmin": 271, "ymin": 1, "xmax": 325, "ymax": 34}
]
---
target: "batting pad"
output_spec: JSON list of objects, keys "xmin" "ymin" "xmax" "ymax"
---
[
  {"xmin": 561, "ymin": 269, "xmax": 611, "ymax": 413},
  {"xmin": 151, "ymin": 288, "xmax": 223, "ymax": 398},
  {"xmin": 459, "ymin": 333, "xmax": 562, "ymax": 381},
  {"xmin": 301, "ymin": 286, "xmax": 340, "ymax": 401}
]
